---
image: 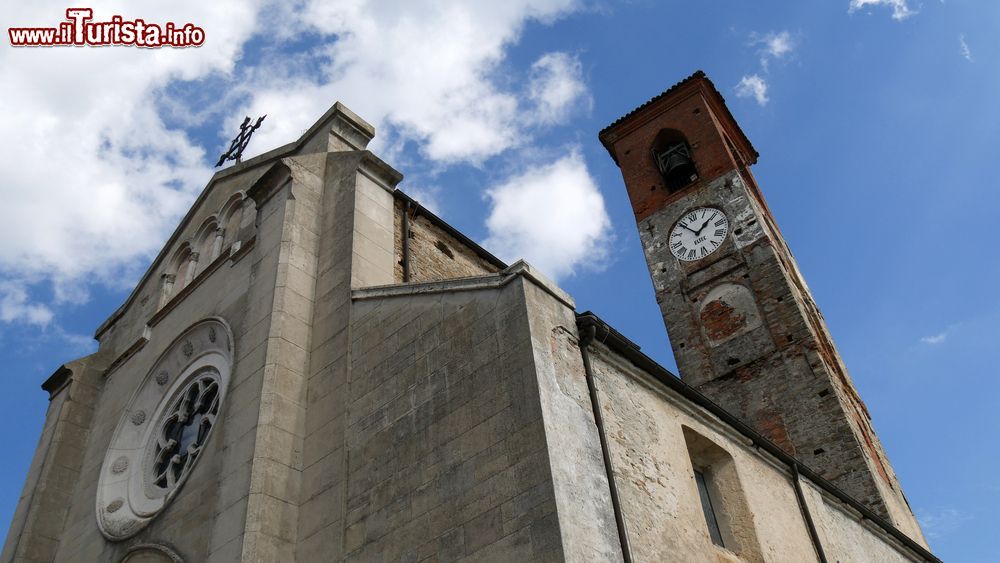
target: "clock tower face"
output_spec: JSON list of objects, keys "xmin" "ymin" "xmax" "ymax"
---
[{"xmin": 669, "ymin": 207, "xmax": 729, "ymax": 261}]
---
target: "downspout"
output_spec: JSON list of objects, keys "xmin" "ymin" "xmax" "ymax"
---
[
  {"xmin": 791, "ymin": 463, "xmax": 829, "ymax": 563},
  {"xmin": 401, "ymin": 201, "xmax": 412, "ymax": 282},
  {"xmin": 579, "ymin": 324, "xmax": 635, "ymax": 563}
]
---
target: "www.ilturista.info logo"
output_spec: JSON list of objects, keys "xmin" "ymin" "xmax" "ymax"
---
[{"xmin": 8, "ymin": 8, "xmax": 205, "ymax": 47}]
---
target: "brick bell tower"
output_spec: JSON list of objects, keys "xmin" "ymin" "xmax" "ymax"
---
[{"xmin": 599, "ymin": 71, "xmax": 927, "ymax": 544}]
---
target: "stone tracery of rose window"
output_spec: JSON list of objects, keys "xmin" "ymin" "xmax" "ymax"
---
[{"xmin": 151, "ymin": 371, "xmax": 220, "ymax": 491}]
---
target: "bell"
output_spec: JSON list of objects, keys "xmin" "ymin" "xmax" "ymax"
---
[{"xmin": 655, "ymin": 143, "xmax": 698, "ymax": 189}]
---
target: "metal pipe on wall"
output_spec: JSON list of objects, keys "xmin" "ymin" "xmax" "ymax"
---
[
  {"xmin": 579, "ymin": 324, "xmax": 635, "ymax": 563},
  {"xmin": 402, "ymin": 201, "xmax": 412, "ymax": 282}
]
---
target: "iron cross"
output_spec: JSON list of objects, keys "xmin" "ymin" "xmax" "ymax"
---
[{"xmin": 216, "ymin": 115, "xmax": 266, "ymax": 167}]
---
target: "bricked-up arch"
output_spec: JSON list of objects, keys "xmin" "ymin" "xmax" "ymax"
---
[{"xmin": 697, "ymin": 283, "xmax": 763, "ymax": 346}]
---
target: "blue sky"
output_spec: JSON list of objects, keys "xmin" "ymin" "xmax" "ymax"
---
[{"xmin": 1, "ymin": 1, "xmax": 996, "ymax": 560}]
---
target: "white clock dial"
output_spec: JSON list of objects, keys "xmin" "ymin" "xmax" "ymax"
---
[{"xmin": 668, "ymin": 207, "xmax": 729, "ymax": 262}]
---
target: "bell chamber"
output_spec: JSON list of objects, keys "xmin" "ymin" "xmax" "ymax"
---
[{"xmin": 654, "ymin": 141, "xmax": 698, "ymax": 191}]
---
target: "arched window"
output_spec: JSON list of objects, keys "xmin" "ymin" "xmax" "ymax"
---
[{"xmin": 651, "ymin": 128, "xmax": 698, "ymax": 192}]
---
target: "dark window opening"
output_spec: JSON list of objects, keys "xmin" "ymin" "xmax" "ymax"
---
[
  {"xmin": 651, "ymin": 129, "xmax": 698, "ymax": 192},
  {"xmin": 434, "ymin": 240, "xmax": 455, "ymax": 259},
  {"xmin": 695, "ymin": 470, "xmax": 725, "ymax": 548}
]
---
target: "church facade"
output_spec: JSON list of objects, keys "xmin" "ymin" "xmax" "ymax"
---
[{"xmin": 3, "ymin": 73, "xmax": 938, "ymax": 562}]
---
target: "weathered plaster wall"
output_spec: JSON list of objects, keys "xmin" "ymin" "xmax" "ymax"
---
[
  {"xmin": 519, "ymin": 276, "xmax": 624, "ymax": 561},
  {"xmin": 801, "ymin": 479, "xmax": 922, "ymax": 563},
  {"xmin": 587, "ymin": 341, "xmax": 924, "ymax": 562}
]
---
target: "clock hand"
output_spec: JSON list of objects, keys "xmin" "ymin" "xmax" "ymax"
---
[
  {"xmin": 695, "ymin": 218, "xmax": 712, "ymax": 235},
  {"xmin": 696, "ymin": 211, "xmax": 721, "ymax": 235},
  {"xmin": 680, "ymin": 223, "xmax": 698, "ymax": 235}
]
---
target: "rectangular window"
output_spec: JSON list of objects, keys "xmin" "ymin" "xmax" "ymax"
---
[{"xmin": 694, "ymin": 469, "xmax": 725, "ymax": 547}]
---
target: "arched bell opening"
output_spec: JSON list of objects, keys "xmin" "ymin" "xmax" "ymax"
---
[{"xmin": 651, "ymin": 129, "xmax": 698, "ymax": 192}]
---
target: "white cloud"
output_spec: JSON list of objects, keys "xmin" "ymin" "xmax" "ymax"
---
[
  {"xmin": 235, "ymin": 0, "xmax": 586, "ymax": 164},
  {"xmin": 0, "ymin": 281, "xmax": 53, "ymax": 327},
  {"xmin": 483, "ymin": 150, "xmax": 611, "ymax": 280},
  {"xmin": 959, "ymin": 35, "xmax": 973, "ymax": 61},
  {"xmin": 0, "ymin": 0, "xmax": 594, "ymax": 328},
  {"xmin": 735, "ymin": 75, "xmax": 769, "ymax": 106},
  {"xmin": 527, "ymin": 52, "xmax": 591, "ymax": 125},
  {"xmin": 920, "ymin": 331, "xmax": 947, "ymax": 345},
  {"xmin": 918, "ymin": 508, "xmax": 971, "ymax": 539},
  {"xmin": 848, "ymin": 0, "xmax": 917, "ymax": 20},
  {"xmin": 752, "ymin": 31, "xmax": 795, "ymax": 70}
]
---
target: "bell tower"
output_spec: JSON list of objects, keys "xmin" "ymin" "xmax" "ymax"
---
[{"xmin": 599, "ymin": 71, "xmax": 927, "ymax": 544}]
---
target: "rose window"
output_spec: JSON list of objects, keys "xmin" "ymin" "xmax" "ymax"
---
[
  {"xmin": 151, "ymin": 371, "xmax": 220, "ymax": 491},
  {"xmin": 96, "ymin": 319, "xmax": 231, "ymax": 541}
]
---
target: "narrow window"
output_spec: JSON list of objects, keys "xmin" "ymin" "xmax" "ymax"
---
[
  {"xmin": 694, "ymin": 469, "xmax": 725, "ymax": 547},
  {"xmin": 683, "ymin": 425, "xmax": 763, "ymax": 558}
]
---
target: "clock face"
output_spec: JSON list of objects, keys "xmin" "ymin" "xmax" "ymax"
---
[{"xmin": 669, "ymin": 207, "xmax": 729, "ymax": 261}]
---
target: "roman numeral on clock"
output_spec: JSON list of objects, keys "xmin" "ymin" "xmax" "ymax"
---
[
  {"xmin": 687, "ymin": 249, "xmax": 697, "ymax": 259},
  {"xmin": 715, "ymin": 229, "xmax": 725, "ymax": 237},
  {"xmin": 700, "ymin": 247, "xmax": 708, "ymax": 257},
  {"xmin": 715, "ymin": 218, "xmax": 726, "ymax": 227}
]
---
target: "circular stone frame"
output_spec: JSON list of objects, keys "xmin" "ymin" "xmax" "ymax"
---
[{"xmin": 96, "ymin": 319, "xmax": 232, "ymax": 541}]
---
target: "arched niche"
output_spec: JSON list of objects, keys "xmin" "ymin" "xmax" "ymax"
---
[{"xmin": 120, "ymin": 543, "xmax": 183, "ymax": 563}]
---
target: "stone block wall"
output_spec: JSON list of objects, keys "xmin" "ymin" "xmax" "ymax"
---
[{"xmin": 343, "ymin": 278, "xmax": 563, "ymax": 561}]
